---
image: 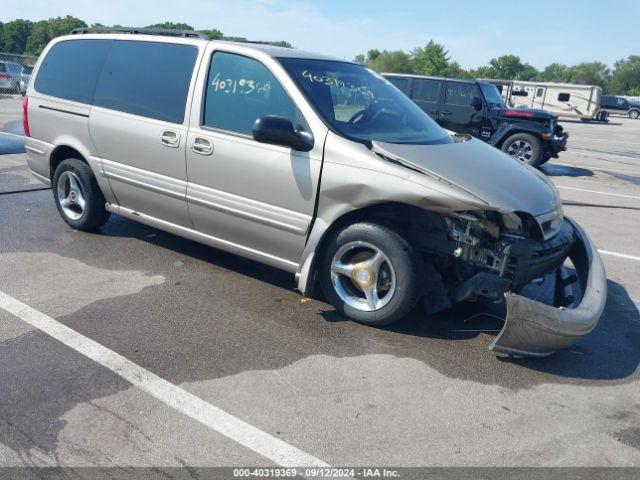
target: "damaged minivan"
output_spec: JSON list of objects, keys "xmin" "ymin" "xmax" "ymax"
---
[{"xmin": 24, "ymin": 28, "xmax": 606, "ymax": 357}]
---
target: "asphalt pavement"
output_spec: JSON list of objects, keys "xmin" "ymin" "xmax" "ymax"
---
[{"xmin": 1, "ymin": 94, "xmax": 639, "ymax": 475}]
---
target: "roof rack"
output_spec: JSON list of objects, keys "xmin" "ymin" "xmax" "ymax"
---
[{"xmin": 69, "ymin": 27, "xmax": 210, "ymax": 40}]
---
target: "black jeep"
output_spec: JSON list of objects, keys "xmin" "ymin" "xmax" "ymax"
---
[
  {"xmin": 600, "ymin": 95, "xmax": 640, "ymax": 119},
  {"xmin": 384, "ymin": 74, "xmax": 568, "ymax": 167}
]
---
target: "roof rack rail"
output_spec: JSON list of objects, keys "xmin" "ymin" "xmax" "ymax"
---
[{"xmin": 69, "ymin": 27, "xmax": 210, "ymax": 40}]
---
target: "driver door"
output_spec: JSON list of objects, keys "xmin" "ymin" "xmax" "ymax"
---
[
  {"xmin": 185, "ymin": 48, "xmax": 326, "ymax": 269},
  {"xmin": 438, "ymin": 81, "xmax": 485, "ymax": 136}
]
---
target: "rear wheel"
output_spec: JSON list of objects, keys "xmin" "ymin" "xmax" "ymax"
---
[
  {"xmin": 501, "ymin": 133, "xmax": 544, "ymax": 167},
  {"xmin": 320, "ymin": 222, "xmax": 420, "ymax": 326},
  {"xmin": 52, "ymin": 158, "xmax": 110, "ymax": 231},
  {"xmin": 629, "ymin": 109, "xmax": 640, "ymax": 119}
]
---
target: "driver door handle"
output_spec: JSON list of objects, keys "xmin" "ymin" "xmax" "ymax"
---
[{"xmin": 160, "ymin": 130, "xmax": 181, "ymax": 148}]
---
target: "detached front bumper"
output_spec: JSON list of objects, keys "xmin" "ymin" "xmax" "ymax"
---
[{"xmin": 489, "ymin": 218, "xmax": 606, "ymax": 357}]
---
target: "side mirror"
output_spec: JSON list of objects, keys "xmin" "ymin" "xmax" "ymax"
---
[
  {"xmin": 471, "ymin": 97, "xmax": 483, "ymax": 111},
  {"xmin": 252, "ymin": 116, "xmax": 314, "ymax": 152}
]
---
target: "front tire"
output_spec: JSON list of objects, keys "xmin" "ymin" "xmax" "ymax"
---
[
  {"xmin": 501, "ymin": 133, "xmax": 544, "ymax": 167},
  {"xmin": 320, "ymin": 222, "xmax": 420, "ymax": 326},
  {"xmin": 52, "ymin": 158, "xmax": 110, "ymax": 231},
  {"xmin": 629, "ymin": 109, "xmax": 640, "ymax": 119}
]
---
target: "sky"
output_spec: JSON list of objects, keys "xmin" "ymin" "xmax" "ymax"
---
[{"xmin": 2, "ymin": 0, "xmax": 639, "ymax": 69}]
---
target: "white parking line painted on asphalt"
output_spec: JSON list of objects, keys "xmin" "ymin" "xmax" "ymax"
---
[
  {"xmin": 598, "ymin": 250, "xmax": 640, "ymax": 262},
  {"xmin": 0, "ymin": 289, "xmax": 333, "ymax": 470},
  {"xmin": 556, "ymin": 185, "xmax": 640, "ymax": 200}
]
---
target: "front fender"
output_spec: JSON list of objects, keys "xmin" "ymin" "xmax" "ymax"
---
[
  {"xmin": 489, "ymin": 218, "xmax": 607, "ymax": 357},
  {"xmin": 489, "ymin": 121, "xmax": 546, "ymax": 146}
]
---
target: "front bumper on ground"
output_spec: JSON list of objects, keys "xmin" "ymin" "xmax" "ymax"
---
[{"xmin": 489, "ymin": 218, "xmax": 606, "ymax": 357}]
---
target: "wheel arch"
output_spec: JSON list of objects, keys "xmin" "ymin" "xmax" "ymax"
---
[
  {"xmin": 49, "ymin": 144, "xmax": 88, "ymax": 178},
  {"xmin": 296, "ymin": 202, "xmax": 447, "ymax": 296}
]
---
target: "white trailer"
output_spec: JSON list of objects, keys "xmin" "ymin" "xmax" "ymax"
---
[{"xmin": 508, "ymin": 81, "xmax": 602, "ymax": 121}]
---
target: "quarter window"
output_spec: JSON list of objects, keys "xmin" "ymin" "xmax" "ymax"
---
[
  {"xmin": 558, "ymin": 93, "xmax": 570, "ymax": 102},
  {"xmin": 203, "ymin": 52, "xmax": 304, "ymax": 136},
  {"xmin": 34, "ymin": 39, "xmax": 112, "ymax": 104},
  {"xmin": 93, "ymin": 41, "xmax": 198, "ymax": 124},
  {"xmin": 444, "ymin": 83, "xmax": 477, "ymax": 106},
  {"xmin": 412, "ymin": 79, "xmax": 440, "ymax": 103}
]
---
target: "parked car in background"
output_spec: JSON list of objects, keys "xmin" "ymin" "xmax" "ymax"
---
[
  {"xmin": 23, "ymin": 28, "xmax": 606, "ymax": 357},
  {"xmin": 19, "ymin": 65, "xmax": 34, "ymax": 95},
  {"xmin": 599, "ymin": 95, "xmax": 640, "ymax": 119},
  {"xmin": 503, "ymin": 80, "xmax": 603, "ymax": 121},
  {"xmin": 0, "ymin": 61, "xmax": 22, "ymax": 93},
  {"xmin": 384, "ymin": 73, "xmax": 567, "ymax": 166}
]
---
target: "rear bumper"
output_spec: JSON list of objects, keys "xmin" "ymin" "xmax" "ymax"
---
[{"xmin": 489, "ymin": 218, "xmax": 606, "ymax": 357}]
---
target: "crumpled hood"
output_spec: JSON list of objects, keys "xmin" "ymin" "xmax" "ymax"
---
[{"xmin": 372, "ymin": 137, "xmax": 560, "ymax": 216}]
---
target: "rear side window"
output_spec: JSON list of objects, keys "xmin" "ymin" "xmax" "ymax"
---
[
  {"xmin": 387, "ymin": 77, "xmax": 410, "ymax": 94},
  {"xmin": 444, "ymin": 83, "xmax": 477, "ymax": 106},
  {"xmin": 412, "ymin": 79, "xmax": 441, "ymax": 103},
  {"xmin": 34, "ymin": 40, "xmax": 111, "ymax": 104},
  {"xmin": 93, "ymin": 41, "xmax": 198, "ymax": 124},
  {"xmin": 558, "ymin": 93, "xmax": 570, "ymax": 102},
  {"xmin": 203, "ymin": 52, "xmax": 303, "ymax": 135}
]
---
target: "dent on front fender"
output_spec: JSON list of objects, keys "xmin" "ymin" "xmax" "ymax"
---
[{"xmin": 489, "ymin": 218, "xmax": 607, "ymax": 357}]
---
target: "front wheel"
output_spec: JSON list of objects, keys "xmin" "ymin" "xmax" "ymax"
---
[
  {"xmin": 52, "ymin": 158, "xmax": 110, "ymax": 231},
  {"xmin": 629, "ymin": 109, "xmax": 640, "ymax": 119},
  {"xmin": 501, "ymin": 133, "xmax": 544, "ymax": 167},
  {"xmin": 320, "ymin": 222, "xmax": 420, "ymax": 326}
]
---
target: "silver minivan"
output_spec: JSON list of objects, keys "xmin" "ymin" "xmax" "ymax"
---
[{"xmin": 24, "ymin": 28, "xmax": 606, "ymax": 357}]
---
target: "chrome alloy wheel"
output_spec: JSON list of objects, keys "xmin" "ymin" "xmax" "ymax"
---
[
  {"xmin": 57, "ymin": 171, "xmax": 86, "ymax": 221},
  {"xmin": 507, "ymin": 139, "xmax": 533, "ymax": 162},
  {"xmin": 330, "ymin": 241, "xmax": 396, "ymax": 312}
]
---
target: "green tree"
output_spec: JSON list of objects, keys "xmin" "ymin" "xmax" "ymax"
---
[
  {"xmin": 368, "ymin": 50, "xmax": 414, "ymax": 73},
  {"xmin": 566, "ymin": 62, "xmax": 610, "ymax": 88},
  {"xmin": 486, "ymin": 55, "xmax": 522, "ymax": 79},
  {"xmin": 0, "ymin": 22, "xmax": 4, "ymax": 51},
  {"xmin": 354, "ymin": 54, "xmax": 366, "ymax": 65},
  {"xmin": 518, "ymin": 63, "xmax": 539, "ymax": 81},
  {"xmin": 540, "ymin": 63, "xmax": 570, "ymax": 82},
  {"xmin": 25, "ymin": 20, "xmax": 50, "ymax": 55},
  {"xmin": 608, "ymin": 56, "xmax": 640, "ymax": 95},
  {"xmin": 48, "ymin": 15, "xmax": 86, "ymax": 38},
  {"xmin": 201, "ymin": 28, "xmax": 224, "ymax": 39},
  {"xmin": 146, "ymin": 22, "xmax": 194, "ymax": 30},
  {"xmin": 3, "ymin": 19, "xmax": 33, "ymax": 54},
  {"xmin": 412, "ymin": 40, "xmax": 450, "ymax": 76}
]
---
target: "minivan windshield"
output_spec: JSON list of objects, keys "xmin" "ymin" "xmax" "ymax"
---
[
  {"xmin": 479, "ymin": 82, "xmax": 505, "ymax": 108},
  {"xmin": 278, "ymin": 58, "xmax": 453, "ymax": 145}
]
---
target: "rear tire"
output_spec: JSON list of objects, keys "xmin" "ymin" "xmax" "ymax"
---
[
  {"xmin": 52, "ymin": 158, "xmax": 110, "ymax": 231},
  {"xmin": 320, "ymin": 222, "xmax": 420, "ymax": 326},
  {"xmin": 501, "ymin": 133, "xmax": 544, "ymax": 167},
  {"xmin": 629, "ymin": 109, "xmax": 640, "ymax": 119}
]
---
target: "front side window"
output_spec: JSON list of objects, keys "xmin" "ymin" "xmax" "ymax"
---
[
  {"xmin": 412, "ymin": 79, "xmax": 440, "ymax": 103},
  {"xmin": 478, "ymin": 82, "xmax": 504, "ymax": 107},
  {"xmin": 203, "ymin": 52, "xmax": 304, "ymax": 135},
  {"xmin": 34, "ymin": 39, "xmax": 111, "ymax": 104},
  {"xmin": 279, "ymin": 58, "xmax": 451, "ymax": 145},
  {"xmin": 93, "ymin": 41, "xmax": 197, "ymax": 124},
  {"xmin": 444, "ymin": 83, "xmax": 478, "ymax": 107}
]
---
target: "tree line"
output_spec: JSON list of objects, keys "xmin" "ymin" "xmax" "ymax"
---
[
  {"xmin": 0, "ymin": 17, "xmax": 292, "ymax": 58},
  {"xmin": 1, "ymin": 17, "xmax": 637, "ymax": 95},
  {"xmin": 355, "ymin": 41, "xmax": 640, "ymax": 96}
]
